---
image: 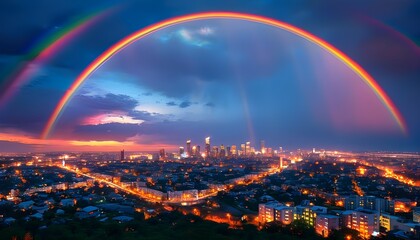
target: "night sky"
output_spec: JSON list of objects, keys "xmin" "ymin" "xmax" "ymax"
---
[{"xmin": 0, "ymin": 0, "xmax": 419, "ymax": 152}]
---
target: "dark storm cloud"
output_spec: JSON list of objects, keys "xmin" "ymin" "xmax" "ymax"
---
[
  {"xmin": 128, "ymin": 110, "xmax": 168, "ymax": 122},
  {"xmin": 56, "ymin": 93, "xmax": 140, "ymax": 129},
  {"xmin": 72, "ymin": 93, "xmax": 138, "ymax": 112}
]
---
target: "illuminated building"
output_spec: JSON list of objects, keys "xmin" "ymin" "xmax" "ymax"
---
[
  {"xmin": 279, "ymin": 147, "xmax": 283, "ymax": 153},
  {"xmin": 159, "ymin": 149, "xmax": 166, "ymax": 160},
  {"xmin": 351, "ymin": 208, "xmax": 379, "ymax": 238},
  {"xmin": 212, "ymin": 146, "xmax": 219, "ymax": 158},
  {"xmin": 380, "ymin": 214, "xmax": 404, "ymax": 232},
  {"xmin": 230, "ymin": 145, "xmax": 237, "ymax": 155},
  {"xmin": 341, "ymin": 210, "xmax": 354, "ymax": 229},
  {"xmin": 345, "ymin": 195, "xmax": 363, "ymax": 210},
  {"xmin": 179, "ymin": 146, "xmax": 184, "ymax": 155},
  {"xmin": 315, "ymin": 214, "xmax": 339, "ymax": 238},
  {"xmin": 220, "ymin": 144, "xmax": 226, "ymax": 157},
  {"xmin": 196, "ymin": 145, "xmax": 200, "ymax": 156},
  {"xmin": 258, "ymin": 202, "xmax": 278, "ymax": 223},
  {"xmin": 260, "ymin": 140, "xmax": 265, "ymax": 154},
  {"xmin": 226, "ymin": 146, "xmax": 231, "ymax": 156},
  {"xmin": 344, "ymin": 195, "xmax": 386, "ymax": 212},
  {"xmin": 186, "ymin": 140, "xmax": 192, "ymax": 156},
  {"xmin": 274, "ymin": 206, "xmax": 294, "ymax": 225},
  {"xmin": 295, "ymin": 205, "xmax": 327, "ymax": 227},
  {"xmin": 192, "ymin": 146, "xmax": 197, "ymax": 157},
  {"xmin": 120, "ymin": 150, "xmax": 125, "ymax": 161},
  {"xmin": 205, "ymin": 137, "xmax": 210, "ymax": 156},
  {"xmin": 240, "ymin": 144, "xmax": 245, "ymax": 156},
  {"xmin": 246, "ymin": 141, "xmax": 251, "ymax": 156}
]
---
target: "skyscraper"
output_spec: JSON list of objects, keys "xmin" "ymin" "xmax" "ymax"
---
[
  {"xmin": 220, "ymin": 144, "xmax": 226, "ymax": 157},
  {"xmin": 179, "ymin": 146, "xmax": 184, "ymax": 155},
  {"xmin": 205, "ymin": 137, "xmax": 210, "ymax": 157},
  {"xmin": 260, "ymin": 140, "xmax": 265, "ymax": 153},
  {"xmin": 231, "ymin": 145, "xmax": 237, "ymax": 155},
  {"xmin": 186, "ymin": 140, "xmax": 192, "ymax": 157},
  {"xmin": 159, "ymin": 149, "xmax": 166, "ymax": 160},
  {"xmin": 120, "ymin": 150, "xmax": 125, "ymax": 161},
  {"xmin": 246, "ymin": 141, "xmax": 251, "ymax": 156}
]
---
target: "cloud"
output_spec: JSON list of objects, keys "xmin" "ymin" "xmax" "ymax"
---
[
  {"xmin": 205, "ymin": 102, "xmax": 215, "ymax": 107},
  {"xmin": 179, "ymin": 101, "xmax": 192, "ymax": 108},
  {"xmin": 166, "ymin": 101, "xmax": 177, "ymax": 106}
]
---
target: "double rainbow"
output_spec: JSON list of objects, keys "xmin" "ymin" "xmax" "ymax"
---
[{"xmin": 41, "ymin": 12, "xmax": 407, "ymax": 138}]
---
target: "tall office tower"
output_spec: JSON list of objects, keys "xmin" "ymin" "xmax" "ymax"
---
[
  {"xmin": 186, "ymin": 140, "xmax": 192, "ymax": 157},
  {"xmin": 260, "ymin": 140, "xmax": 266, "ymax": 154},
  {"xmin": 212, "ymin": 146, "xmax": 219, "ymax": 157},
  {"xmin": 246, "ymin": 141, "xmax": 251, "ymax": 156},
  {"xmin": 159, "ymin": 149, "xmax": 166, "ymax": 160},
  {"xmin": 192, "ymin": 146, "xmax": 197, "ymax": 156},
  {"xmin": 220, "ymin": 144, "xmax": 226, "ymax": 158},
  {"xmin": 279, "ymin": 147, "xmax": 283, "ymax": 153},
  {"xmin": 120, "ymin": 150, "xmax": 125, "ymax": 161},
  {"xmin": 240, "ymin": 144, "xmax": 246, "ymax": 155},
  {"xmin": 179, "ymin": 146, "xmax": 185, "ymax": 155},
  {"xmin": 231, "ymin": 145, "xmax": 237, "ymax": 155},
  {"xmin": 205, "ymin": 137, "xmax": 211, "ymax": 156},
  {"xmin": 226, "ymin": 146, "xmax": 231, "ymax": 156},
  {"xmin": 196, "ymin": 145, "xmax": 200, "ymax": 156}
]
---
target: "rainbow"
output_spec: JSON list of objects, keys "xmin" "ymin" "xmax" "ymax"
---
[
  {"xmin": 0, "ymin": 8, "xmax": 115, "ymax": 107},
  {"xmin": 41, "ymin": 12, "xmax": 407, "ymax": 139}
]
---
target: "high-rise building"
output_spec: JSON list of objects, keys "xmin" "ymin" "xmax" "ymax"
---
[
  {"xmin": 226, "ymin": 146, "xmax": 231, "ymax": 156},
  {"xmin": 240, "ymin": 144, "xmax": 246, "ymax": 156},
  {"xmin": 246, "ymin": 141, "xmax": 251, "ymax": 156},
  {"xmin": 230, "ymin": 145, "xmax": 237, "ymax": 155},
  {"xmin": 260, "ymin": 140, "xmax": 265, "ymax": 154},
  {"xmin": 205, "ymin": 137, "xmax": 211, "ymax": 157},
  {"xmin": 120, "ymin": 150, "xmax": 125, "ymax": 161},
  {"xmin": 186, "ymin": 140, "xmax": 192, "ymax": 157},
  {"xmin": 212, "ymin": 146, "xmax": 219, "ymax": 158},
  {"xmin": 159, "ymin": 149, "xmax": 166, "ymax": 160},
  {"xmin": 192, "ymin": 146, "xmax": 197, "ymax": 156},
  {"xmin": 196, "ymin": 145, "xmax": 200, "ymax": 156},
  {"xmin": 220, "ymin": 144, "xmax": 226, "ymax": 157}
]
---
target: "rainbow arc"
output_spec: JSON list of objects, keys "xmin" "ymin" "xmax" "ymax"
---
[{"xmin": 41, "ymin": 12, "xmax": 407, "ymax": 139}]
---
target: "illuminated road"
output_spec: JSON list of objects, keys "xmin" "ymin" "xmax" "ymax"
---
[{"xmin": 57, "ymin": 164, "xmax": 280, "ymax": 204}]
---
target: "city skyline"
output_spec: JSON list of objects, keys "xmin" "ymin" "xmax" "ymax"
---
[{"xmin": 0, "ymin": 1, "xmax": 419, "ymax": 152}]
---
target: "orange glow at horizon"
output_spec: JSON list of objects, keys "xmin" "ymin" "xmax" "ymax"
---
[
  {"xmin": 0, "ymin": 132, "xmax": 177, "ymax": 152},
  {"xmin": 41, "ymin": 11, "xmax": 407, "ymax": 139}
]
